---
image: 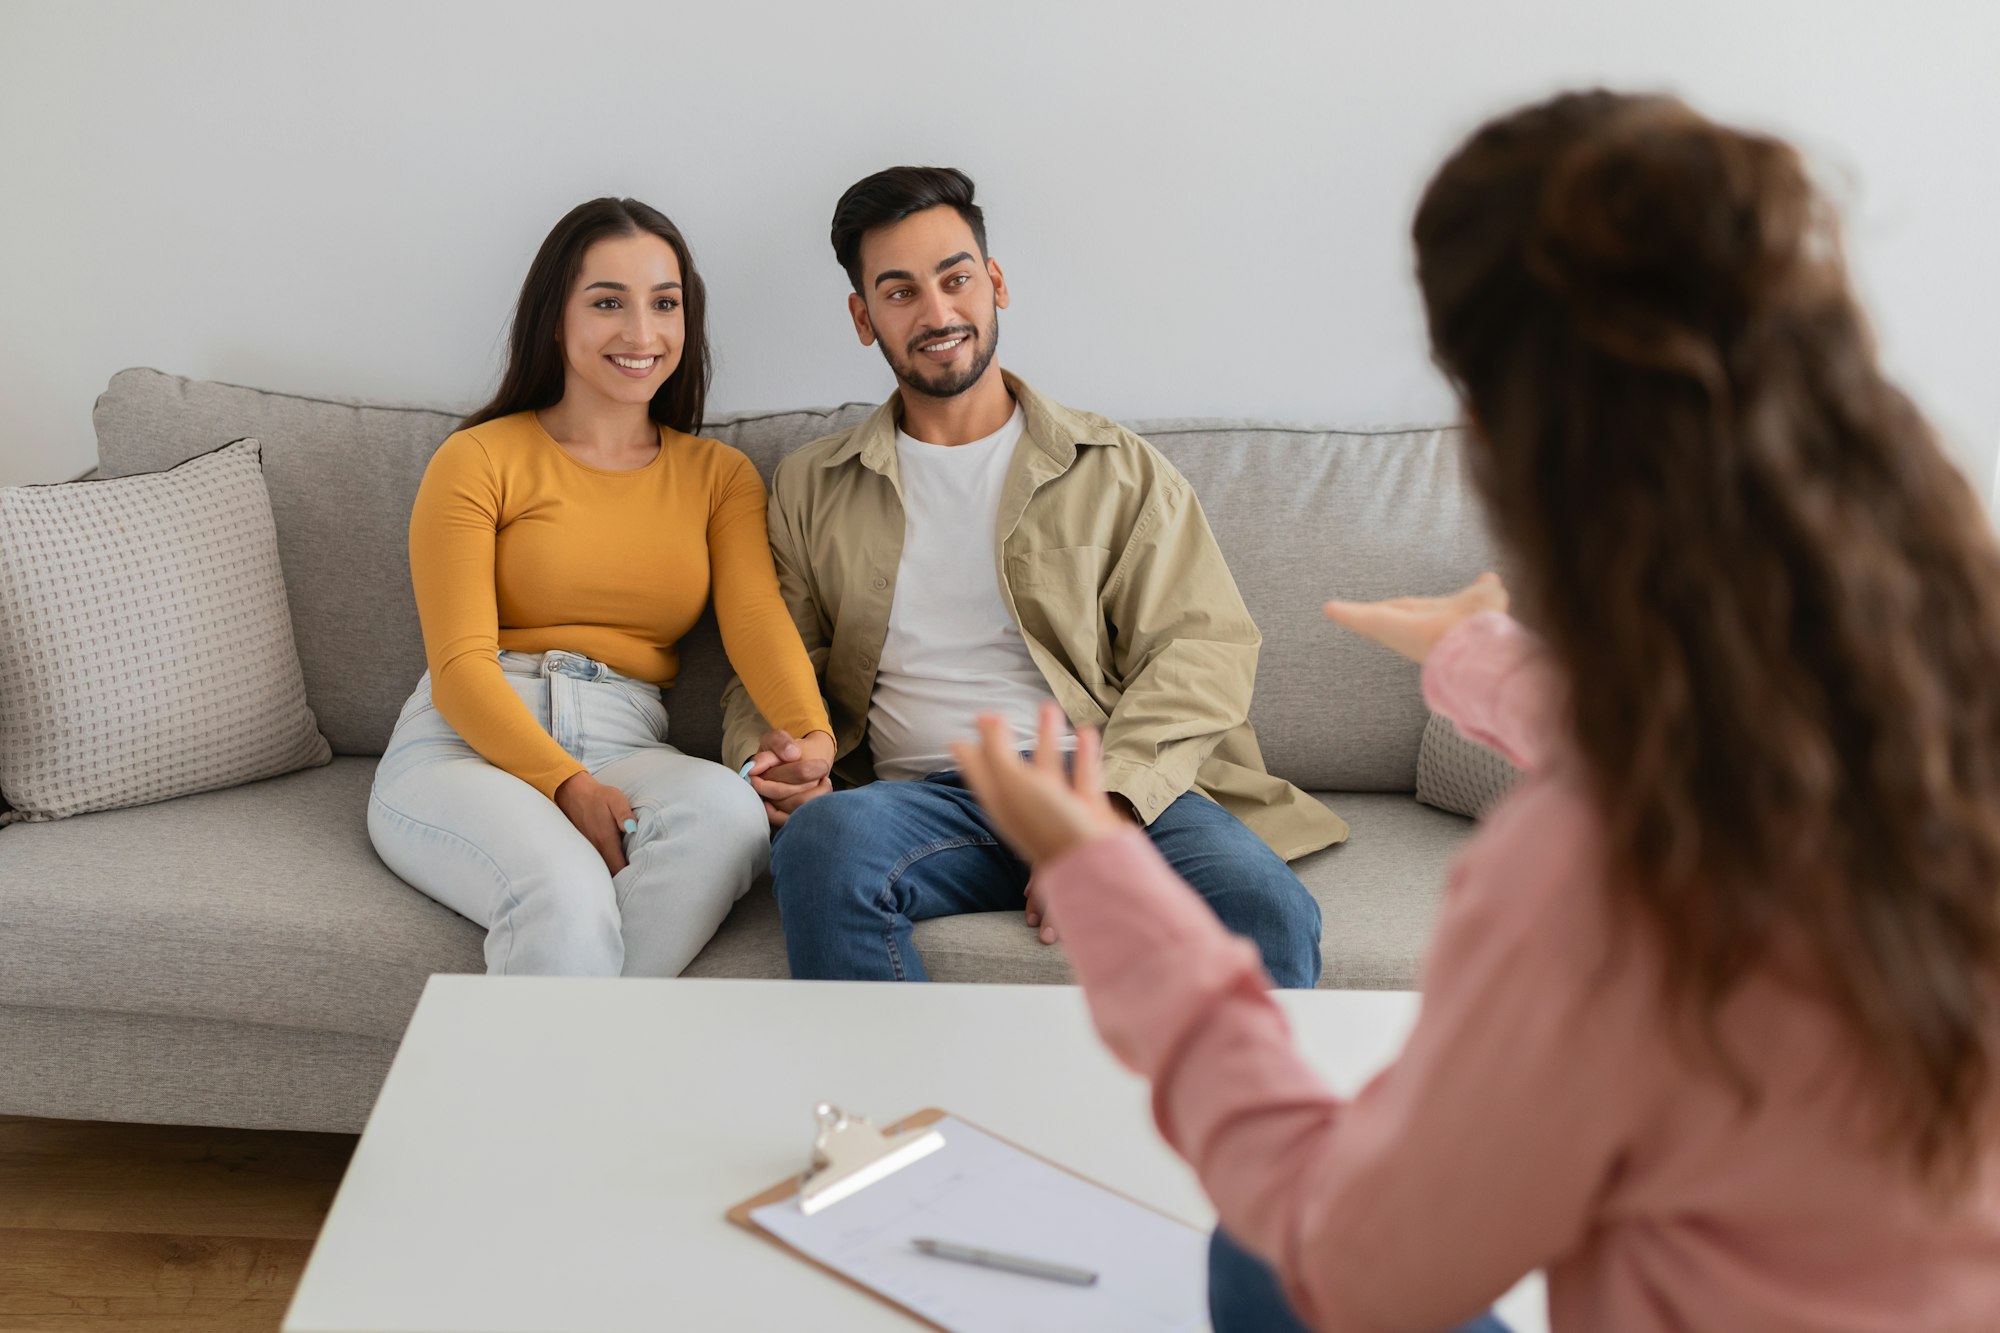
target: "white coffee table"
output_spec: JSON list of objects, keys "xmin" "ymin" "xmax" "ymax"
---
[{"xmin": 284, "ymin": 977, "xmax": 1546, "ymax": 1332}]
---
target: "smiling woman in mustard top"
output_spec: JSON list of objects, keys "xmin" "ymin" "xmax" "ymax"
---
[{"xmin": 368, "ymin": 197, "xmax": 832, "ymax": 977}]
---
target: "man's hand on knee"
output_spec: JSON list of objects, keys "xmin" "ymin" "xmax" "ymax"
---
[{"xmin": 1024, "ymin": 874, "xmax": 1058, "ymax": 945}]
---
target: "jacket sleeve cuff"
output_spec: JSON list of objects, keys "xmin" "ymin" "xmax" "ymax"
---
[
  {"xmin": 1096, "ymin": 756, "xmax": 1186, "ymax": 826},
  {"xmin": 1422, "ymin": 611, "xmax": 1558, "ymax": 772},
  {"xmin": 720, "ymin": 692, "xmax": 776, "ymax": 771}
]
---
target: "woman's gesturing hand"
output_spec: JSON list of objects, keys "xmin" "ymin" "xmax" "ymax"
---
[
  {"xmin": 1322, "ymin": 572, "xmax": 1508, "ymax": 664},
  {"xmin": 552, "ymin": 770, "xmax": 637, "ymax": 875},
  {"xmin": 951, "ymin": 702, "xmax": 1127, "ymax": 870}
]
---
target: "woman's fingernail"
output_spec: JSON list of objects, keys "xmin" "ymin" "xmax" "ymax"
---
[{"xmin": 622, "ymin": 818, "xmax": 638, "ymax": 834}]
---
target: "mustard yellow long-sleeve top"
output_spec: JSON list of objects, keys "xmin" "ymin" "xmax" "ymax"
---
[{"xmin": 408, "ymin": 411, "xmax": 830, "ymax": 798}]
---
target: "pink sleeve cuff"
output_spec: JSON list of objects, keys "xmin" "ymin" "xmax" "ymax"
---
[
  {"xmin": 1422, "ymin": 611, "xmax": 1564, "ymax": 772},
  {"xmin": 1036, "ymin": 829, "xmax": 1272, "ymax": 1074}
]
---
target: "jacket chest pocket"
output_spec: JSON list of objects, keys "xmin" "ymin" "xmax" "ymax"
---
[
  {"xmin": 818, "ymin": 495, "xmax": 902, "ymax": 622},
  {"xmin": 1005, "ymin": 546, "xmax": 1113, "ymax": 684},
  {"xmin": 1008, "ymin": 544, "xmax": 1110, "ymax": 592}
]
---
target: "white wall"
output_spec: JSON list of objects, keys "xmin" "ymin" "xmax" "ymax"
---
[{"xmin": 3, "ymin": 0, "xmax": 1995, "ymax": 496}]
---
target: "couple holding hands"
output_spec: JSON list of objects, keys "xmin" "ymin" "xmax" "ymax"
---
[
  {"xmin": 370, "ymin": 93, "xmax": 1999, "ymax": 1333},
  {"xmin": 368, "ymin": 160, "xmax": 1333, "ymax": 988}
]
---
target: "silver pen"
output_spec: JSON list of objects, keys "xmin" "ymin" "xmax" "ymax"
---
[{"xmin": 910, "ymin": 1237, "xmax": 1099, "ymax": 1286}]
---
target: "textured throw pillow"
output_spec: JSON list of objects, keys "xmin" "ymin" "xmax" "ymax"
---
[
  {"xmin": 0, "ymin": 439, "xmax": 330, "ymax": 822},
  {"xmin": 1414, "ymin": 711, "xmax": 1519, "ymax": 819}
]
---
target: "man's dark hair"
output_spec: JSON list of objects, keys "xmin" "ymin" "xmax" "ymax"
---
[{"xmin": 830, "ymin": 166, "xmax": 987, "ymax": 293}]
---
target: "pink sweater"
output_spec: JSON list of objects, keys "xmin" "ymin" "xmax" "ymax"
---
[{"xmin": 1039, "ymin": 613, "xmax": 2000, "ymax": 1332}]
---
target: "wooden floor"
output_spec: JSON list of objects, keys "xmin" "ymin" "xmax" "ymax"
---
[{"xmin": 0, "ymin": 1115, "xmax": 356, "ymax": 1333}]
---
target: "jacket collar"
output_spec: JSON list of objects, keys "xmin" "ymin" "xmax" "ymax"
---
[{"xmin": 818, "ymin": 370, "xmax": 1122, "ymax": 476}]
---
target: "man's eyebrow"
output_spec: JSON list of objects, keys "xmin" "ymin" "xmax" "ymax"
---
[{"xmin": 871, "ymin": 253, "xmax": 977, "ymax": 290}]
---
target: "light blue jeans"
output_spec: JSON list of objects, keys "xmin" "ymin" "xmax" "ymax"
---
[{"xmin": 367, "ymin": 649, "xmax": 770, "ymax": 976}]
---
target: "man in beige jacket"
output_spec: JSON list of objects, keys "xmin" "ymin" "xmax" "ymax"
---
[{"xmin": 720, "ymin": 166, "xmax": 1345, "ymax": 987}]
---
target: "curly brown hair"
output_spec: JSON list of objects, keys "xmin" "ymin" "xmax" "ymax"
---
[{"xmin": 1414, "ymin": 90, "xmax": 2000, "ymax": 1190}]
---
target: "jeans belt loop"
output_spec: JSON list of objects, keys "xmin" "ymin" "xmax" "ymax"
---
[{"xmin": 541, "ymin": 650, "xmax": 602, "ymax": 683}]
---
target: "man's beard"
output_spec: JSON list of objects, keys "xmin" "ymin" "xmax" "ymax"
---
[{"xmin": 882, "ymin": 307, "xmax": 1001, "ymax": 401}]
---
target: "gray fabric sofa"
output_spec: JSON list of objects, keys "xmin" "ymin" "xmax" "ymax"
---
[{"xmin": 0, "ymin": 369, "xmax": 1501, "ymax": 1134}]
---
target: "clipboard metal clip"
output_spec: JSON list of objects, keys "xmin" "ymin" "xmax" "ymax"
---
[{"xmin": 798, "ymin": 1102, "xmax": 946, "ymax": 1215}]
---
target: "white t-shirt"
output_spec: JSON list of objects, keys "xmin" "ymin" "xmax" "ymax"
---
[{"xmin": 867, "ymin": 406, "xmax": 1072, "ymax": 780}]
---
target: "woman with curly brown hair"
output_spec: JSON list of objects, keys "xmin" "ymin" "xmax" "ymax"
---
[{"xmin": 950, "ymin": 91, "xmax": 2000, "ymax": 1332}]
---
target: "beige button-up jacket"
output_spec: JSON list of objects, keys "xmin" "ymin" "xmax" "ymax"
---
[{"xmin": 720, "ymin": 373, "xmax": 1347, "ymax": 861}]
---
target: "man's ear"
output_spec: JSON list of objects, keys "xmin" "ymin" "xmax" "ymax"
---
[
  {"xmin": 847, "ymin": 292, "xmax": 877, "ymax": 347},
  {"xmin": 988, "ymin": 257, "xmax": 1009, "ymax": 311}
]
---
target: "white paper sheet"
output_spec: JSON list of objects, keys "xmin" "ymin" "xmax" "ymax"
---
[{"xmin": 751, "ymin": 1116, "xmax": 1209, "ymax": 1333}]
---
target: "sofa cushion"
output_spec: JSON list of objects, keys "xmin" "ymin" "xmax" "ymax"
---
[
  {"xmin": 701, "ymin": 403, "xmax": 879, "ymax": 455},
  {"xmin": 1125, "ymin": 420, "xmax": 1501, "ymax": 791},
  {"xmin": 1291, "ymin": 791, "xmax": 1474, "ymax": 988},
  {"xmin": 0, "ymin": 764, "xmax": 1468, "ymax": 1049},
  {"xmin": 0, "ymin": 440, "xmax": 331, "ymax": 822},
  {"xmin": 1415, "ymin": 711, "xmax": 1521, "ymax": 818},
  {"xmin": 93, "ymin": 371, "xmax": 463, "ymax": 757},
  {"xmin": 0, "ymin": 1003, "xmax": 397, "ymax": 1134},
  {"xmin": 0, "ymin": 758, "xmax": 483, "ymax": 1042}
]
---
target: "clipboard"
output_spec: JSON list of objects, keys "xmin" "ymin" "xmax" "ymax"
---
[{"xmin": 726, "ymin": 1104, "xmax": 1210, "ymax": 1333}]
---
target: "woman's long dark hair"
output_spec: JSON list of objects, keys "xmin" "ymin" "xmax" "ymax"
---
[
  {"xmin": 1414, "ymin": 90, "xmax": 2000, "ymax": 1190},
  {"xmin": 463, "ymin": 197, "xmax": 711, "ymax": 433}
]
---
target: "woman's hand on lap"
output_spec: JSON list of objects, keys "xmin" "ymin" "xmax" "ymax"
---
[{"xmin": 553, "ymin": 770, "xmax": 637, "ymax": 875}]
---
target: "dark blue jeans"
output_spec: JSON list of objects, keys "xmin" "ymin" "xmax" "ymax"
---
[
  {"xmin": 769, "ymin": 772, "xmax": 1323, "ymax": 987},
  {"xmin": 1209, "ymin": 1230, "xmax": 1512, "ymax": 1333}
]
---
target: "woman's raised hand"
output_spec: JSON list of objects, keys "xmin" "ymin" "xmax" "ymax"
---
[
  {"xmin": 552, "ymin": 769, "xmax": 638, "ymax": 875},
  {"xmin": 1322, "ymin": 572, "xmax": 1508, "ymax": 664},
  {"xmin": 951, "ymin": 702, "xmax": 1127, "ymax": 869}
]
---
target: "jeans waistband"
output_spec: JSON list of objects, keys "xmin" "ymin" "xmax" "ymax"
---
[{"xmin": 496, "ymin": 649, "xmax": 647, "ymax": 689}]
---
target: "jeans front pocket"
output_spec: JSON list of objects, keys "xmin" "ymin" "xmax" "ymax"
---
[{"xmin": 612, "ymin": 679, "xmax": 670, "ymax": 745}]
